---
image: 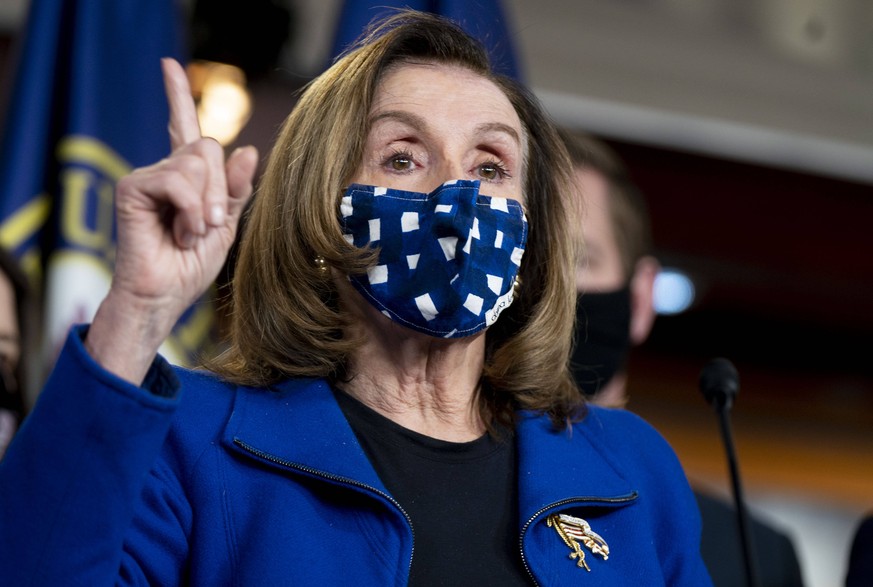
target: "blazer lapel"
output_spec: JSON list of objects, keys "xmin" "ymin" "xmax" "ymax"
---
[{"xmin": 222, "ymin": 377, "xmax": 389, "ymax": 494}]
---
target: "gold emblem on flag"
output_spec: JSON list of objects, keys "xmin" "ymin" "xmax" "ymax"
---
[{"xmin": 546, "ymin": 513, "xmax": 610, "ymax": 571}]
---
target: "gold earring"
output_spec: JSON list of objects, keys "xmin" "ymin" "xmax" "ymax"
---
[
  {"xmin": 512, "ymin": 275, "xmax": 522, "ymax": 297},
  {"xmin": 314, "ymin": 255, "xmax": 328, "ymax": 273}
]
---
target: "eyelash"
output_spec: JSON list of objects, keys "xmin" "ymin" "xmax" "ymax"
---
[{"xmin": 382, "ymin": 149, "xmax": 512, "ymax": 181}]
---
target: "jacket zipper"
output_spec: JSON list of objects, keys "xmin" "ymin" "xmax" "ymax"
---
[
  {"xmin": 233, "ymin": 438, "xmax": 416, "ymax": 581},
  {"xmin": 519, "ymin": 492, "xmax": 639, "ymax": 586}
]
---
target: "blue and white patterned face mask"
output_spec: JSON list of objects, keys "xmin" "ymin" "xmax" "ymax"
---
[{"xmin": 340, "ymin": 179, "xmax": 527, "ymax": 338}]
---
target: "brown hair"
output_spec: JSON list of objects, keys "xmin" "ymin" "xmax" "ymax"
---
[
  {"xmin": 559, "ymin": 130, "xmax": 653, "ymax": 280},
  {"xmin": 212, "ymin": 11, "xmax": 584, "ymax": 428}
]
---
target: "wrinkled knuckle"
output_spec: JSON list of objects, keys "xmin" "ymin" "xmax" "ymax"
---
[
  {"xmin": 170, "ymin": 184, "xmax": 198, "ymax": 213},
  {"xmin": 196, "ymin": 137, "xmax": 224, "ymax": 160},
  {"xmin": 175, "ymin": 153, "xmax": 208, "ymax": 181},
  {"xmin": 115, "ymin": 174, "xmax": 132, "ymax": 193},
  {"xmin": 202, "ymin": 135, "xmax": 223, "ymax": 151},
  {"xmin": 115, "ymin": 173, "xmax": 138, "ymax": 197}
]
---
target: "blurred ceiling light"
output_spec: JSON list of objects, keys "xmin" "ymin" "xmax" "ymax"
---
[
  {"xmin": 653, "ymin": 268, "xmax": 696, "ymax": 315},
  {"xmin": 186, "ymin": 60, "xmax": 252, "ymax": 147}
]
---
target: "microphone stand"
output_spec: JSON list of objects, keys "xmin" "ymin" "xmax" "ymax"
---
[{"xmin": 700, "ymin": 358, "xmax": 760, "ymax": 587}]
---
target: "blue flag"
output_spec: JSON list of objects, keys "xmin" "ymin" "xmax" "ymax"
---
[
  {"xmin": 329, "ymin": 0, "xmax": 523, "ymax": 80},
  {"xmin": 0, "ymin": 0, "xmax": 213, "ymax": 376}
]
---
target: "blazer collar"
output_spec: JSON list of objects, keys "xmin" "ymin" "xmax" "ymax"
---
[
  {"xmin": 515, "ymin": 408, "xmax": 638, "ymax": 524},
  {"xmin": 222, "ymin": 377, "xmax": 389, "ymax": 494},
  {"xmin": 223, "ymin": 378, "xmax": 637, "ymax": 519}
]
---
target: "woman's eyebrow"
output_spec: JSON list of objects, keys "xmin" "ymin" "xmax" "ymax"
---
[
  {"xmin": 368, "ymin": 113, "xmax": 520, "ymax": 150},
  {"xmin": 475, "ymin": 122, "xmax": 520, "ymax": 147},
  {"xmin": 369, "ymin": 110, "xmax": 427, "ymax": 132}
]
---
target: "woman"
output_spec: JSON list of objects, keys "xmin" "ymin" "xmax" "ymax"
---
[{"xmin": 0, "ymin": 11, "xmax": 711, "ymax": 586}]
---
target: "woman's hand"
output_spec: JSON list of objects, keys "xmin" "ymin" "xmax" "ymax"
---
[{"xmin": 85, "ymin": 58, "xmax": 258, "ymax": 384}]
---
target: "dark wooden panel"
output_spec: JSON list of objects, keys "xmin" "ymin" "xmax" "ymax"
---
[{"xmin": 605, "ymin": 138, "xmax": 873, "ymax": 380}]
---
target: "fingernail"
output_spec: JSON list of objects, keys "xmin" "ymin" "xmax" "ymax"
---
[
  {"xmin": 209, "ymin": 204, "xmax": 225, "ymax": 226},
  {"xmin": 181, "ymin": 231, "xmax": 196, "ymax": 249}
]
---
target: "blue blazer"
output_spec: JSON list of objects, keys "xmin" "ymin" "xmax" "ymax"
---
[{"xmin": 0, "ymin": 328, "xmax": 712, "ymax": 586}]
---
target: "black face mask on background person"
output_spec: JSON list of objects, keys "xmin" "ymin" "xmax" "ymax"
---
[{"xmin": 570, "ymin": 286, "xmax": 632, "ymax": 397}]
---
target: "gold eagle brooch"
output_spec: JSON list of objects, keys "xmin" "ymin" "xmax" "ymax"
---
[{"xmin": 546, "ymin": 513, "xmax": 610, "ymax": 571}]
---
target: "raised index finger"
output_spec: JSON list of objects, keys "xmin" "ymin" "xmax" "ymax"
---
[{"xmin": 161, "ymin": 58, "xmax": 201, "ymax": 151}]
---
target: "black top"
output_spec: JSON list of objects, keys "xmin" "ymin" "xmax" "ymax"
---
[{"xmin": 335, "ymin": 388, "xmax": 531, "ymax": 586}]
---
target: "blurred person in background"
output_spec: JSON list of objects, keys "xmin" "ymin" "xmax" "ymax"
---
[
  {"xmin": 562, "ymin": 129, "xmax": 805, "ymax": 587},
  {"xmin": 560, "ymin": 131, "xmax": 659, "ymax": 407},
  {"xmin": 0, "ymin": 248, "xmax": 32, "ymax": 460}
]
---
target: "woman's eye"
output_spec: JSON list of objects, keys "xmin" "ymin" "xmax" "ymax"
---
[
  {"xmin": 478, "ymin": 161, "xmax": 510, "ymax": 181},
  {"xmin": 391, "ymin": 157, "xmax": 411, "ymax": 171},
  {"xmin": 385, "ymin": 151, "xmax": 415, "ymax": 172}
]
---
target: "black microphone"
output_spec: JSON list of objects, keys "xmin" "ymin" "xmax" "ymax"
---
[
  {"xmin": 700, "ymin": 357, "xmax": 739, "ymax": 411},
  {"xmin": 699, "ymin": 358, "xmax": 760, "ymax": 587}
]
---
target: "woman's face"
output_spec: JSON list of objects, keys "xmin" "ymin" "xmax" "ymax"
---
[
  {"xmin": 352, "ymin": 62, "xmax": 525, "ymax": 203},
  {"xmin": 338, "ymin": 62, "xmax": 526, "ymax": 339}
]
